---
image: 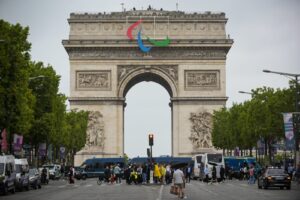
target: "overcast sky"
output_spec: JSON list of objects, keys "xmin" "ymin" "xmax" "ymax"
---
[{"xmin": 0, "ymin": 0, "xmax": 299, "ymax": 158}]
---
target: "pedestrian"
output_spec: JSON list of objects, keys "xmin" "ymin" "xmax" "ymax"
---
[
  {"xmin": 104, "ymin": 165, "xmax": 111, "ymax": 183},
  {"xmin": 216, "ymin": 165, "xmax": 221, "ymax": 183},
  {"xmin": 173, "ymin": 167, "xmax": 186, "ymax": 199},
  {"xmin": 212, "ymin": 165, "xmax": 216, "ymax": 183},
  {"xmin": 114, "ymin": 164, "xmax": 122, "ymax": 184},
  {"xmin": 160, "ymin": 164, "xmax": 166, "ymax": 184},
  {"xmin": 142, "ymin": 164, "xmax": 148, "ymax": 184},
  {"xmin": 287, "ymin": 163, "xmax": 294, "ymax": 179},
  {"xmin": 220, "ymin": 165, "xmax": 225, "ymax": 183},
  {"xmin": 185, "ymin": 166, "xmax": 191, "ymax": 183},
  {"xmin": 204, "ymin": 164, "xmax": 209, "ymax": 183},
  {"xmin": 165, "ymin": 164, "xmax": 172, "ymax": 184},
  {"xmin": 248, "ymin": 165, "xmax": 255, "ymax": 184},
  {"xmin": 153, "ymin": 163, "xmax": 161, "ymax": 184},
  {"xmin": 69, "ymin": 166, "xmax": 74, "ymax": 184}
]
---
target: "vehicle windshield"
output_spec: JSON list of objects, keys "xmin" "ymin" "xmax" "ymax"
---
[
  {"xmin": 267, "ymin": 169, "xmax": 286, "ymax": 175},
  {"xmin": 196, "ymin": 156, "xmax": 202, "ymax": 163},
  {"xmin": 29, "ymin": 169, "xmax": 36, "ymax": 175},
  {"xmin": 15, "ymin": 164, "xmax": 22, "ymax": 173},
  {"xmin": 207, "ymin": 154, "xmax": 223, "ymax": 163},
  {"xmin": 0, "ymin": 163, "xmax": 4, "ymax": 175}
]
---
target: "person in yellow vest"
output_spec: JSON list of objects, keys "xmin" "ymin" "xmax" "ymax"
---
[
  {"xmin": 160, "ymin": 164, "xmax": 166, "ymax": 184},
  {"xmin": 153, "ymin": 163, "xmax": 161, "ymax": 184}
]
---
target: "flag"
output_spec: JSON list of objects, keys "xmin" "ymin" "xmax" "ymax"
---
[
  {"xmin": 1, "ymin": 128, "xmax": 8, "ymax": 152},
  {"xmin": 282, "ymin": 113, "xmax": 295, "ymax": 150},
  {"xmin": 39, "ymin": 143, "xmax": 47, "ymax": 157},
  {"xmin": 13, "ymin": 134, "xmax": 23, "ymax": 152}
]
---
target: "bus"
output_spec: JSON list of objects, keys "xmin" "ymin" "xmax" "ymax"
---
[{"xmin": 197, "ymin": 153, "xmax": 224, "ymax": 180}]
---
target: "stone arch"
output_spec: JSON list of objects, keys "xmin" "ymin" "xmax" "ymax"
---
[{"xmin": 118, "ymin": 67, "xmax": 178, "ymax": 98}]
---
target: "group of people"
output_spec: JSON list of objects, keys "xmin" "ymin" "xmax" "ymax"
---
[{"xmin": 203, "ymin": 164, "xmax": 226, "ymax": 184}]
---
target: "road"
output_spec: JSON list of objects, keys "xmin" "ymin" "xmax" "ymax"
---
[{"xmin": 1, "ymin": 179, "xmax": 299, "ymax": 200}]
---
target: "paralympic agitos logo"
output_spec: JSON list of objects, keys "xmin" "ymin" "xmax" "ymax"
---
[{"xmin": 126, "ymin": 19, "xmax": 171, "ymax": 53}]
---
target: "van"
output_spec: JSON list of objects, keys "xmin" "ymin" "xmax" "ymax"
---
[
  {"xmin": 42, "ymin": 164, "xmax": 61, "ymax": 180},
  {"xmin": 190, "ymin": 154, "xmax": 204, "ymax": 180},
  {"xmin": 0, "ymin": 155, "xmax": 16, "ymax": 195},
  {"xmin": 15, "ymin": 158, "xmax": 30, "ymax": 191}
]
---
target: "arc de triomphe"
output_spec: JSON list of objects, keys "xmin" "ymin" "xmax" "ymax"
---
[{"xmin": 62, "ymin": 10, "xmax": 233, "ymax": 165}]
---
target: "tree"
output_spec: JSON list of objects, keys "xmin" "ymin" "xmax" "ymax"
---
[{"xmin": 0, "ymin": 20, "xmax": 35, "ymax": 153}]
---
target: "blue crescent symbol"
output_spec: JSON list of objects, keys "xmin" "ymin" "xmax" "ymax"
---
[{"xmin": 137, "ymin": 30, "xmax": 152, "ymax": 53}]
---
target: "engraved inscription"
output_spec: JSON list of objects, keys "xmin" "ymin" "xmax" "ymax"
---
[
  {"xmin": 76, "ymin": 71, "xmax": 111, "ymax": 90},
  {"xmin": 185, "ymin": 70, "xmax": 220, "ymax": 90}
]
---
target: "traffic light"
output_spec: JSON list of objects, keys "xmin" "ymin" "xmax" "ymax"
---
[{"xmin": 149, "ymin": 134, "xmax": 154, "ymax": 146}]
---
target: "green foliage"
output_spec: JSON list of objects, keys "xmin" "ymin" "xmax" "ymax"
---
[
  {"xmin": 212, "ymin": 86, "xmax": 296, "ymax": 158},
  {"xmin": 64, "ymin": 109, "xmax": 89, "ymax": 152},
  {"xmin": 0, "ymin": 20, "xmax": 34, "ymax": 138}
]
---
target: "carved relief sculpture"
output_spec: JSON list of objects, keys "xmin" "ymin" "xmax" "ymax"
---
[
  {"xmin": 76, "ymin": 71, "xmax": 111, "ymax": 90},
  {"xmin": 84, "ymin": 111, "xmax": 105, "ymax": 151},
  {"xmin": 189, "ymin": 112, "xmax": 213, "ymax": 149},
  {"xmin": 185, "ymin": 70, "xmax": 220, "ymax": 90}
]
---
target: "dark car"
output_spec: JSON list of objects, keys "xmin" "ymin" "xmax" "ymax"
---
[
  {"xmin": 258, "ymin": 168, "xmax": 291, "ymax": 190},
  {"xmin": 29, "ymin": 168, "xmax": 41, "ymax": 189}
]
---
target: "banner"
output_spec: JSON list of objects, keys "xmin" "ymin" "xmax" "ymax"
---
[
  {"xmin": 47, "ymin": 144, "xmax": 52, "ymax": 160},
  {"xmin": 282, "ymin": 113, "xmax": 295, "ymax": 150},
  {"xmin": 38, "ymin": 143, "xmax": 47, "ymax": 157},
  {"xmin": 60, "ymin": 146, "xmax": 66, "ymax": 159},
  {"xmin": 13, "ymin": 134, "xmax": 23, "ymax": 152},
  {"xmin": 1, "ymin": 129, "xmax": 8, "ymax": 152}
]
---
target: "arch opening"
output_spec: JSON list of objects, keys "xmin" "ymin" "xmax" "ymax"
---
[{"xmin": 124, "ymin": 81, "xmax": 171, "ymax": 158}]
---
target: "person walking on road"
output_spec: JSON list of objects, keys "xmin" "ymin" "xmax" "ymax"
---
[
  {"xmin": 204, "ymin": 164, "xmax": 209, "ymax": 183},
  {"xmin": 173, "ymin": 167, "xmax": 186, "ymax": 199}
]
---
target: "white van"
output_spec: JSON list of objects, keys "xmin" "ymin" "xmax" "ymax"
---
[
  {"xmin": 15, "ymin": 158, "xmax": 30, "ymax": 191},
  {"xmin": 0, "ymin": 155, "xmax": 16, "ymax": 194},
  {"xmin": 200, "ymin": 153, "xmax": 224, "ymax": 180}
]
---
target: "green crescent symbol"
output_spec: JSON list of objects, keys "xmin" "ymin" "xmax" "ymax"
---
[{"xmin": 147, "ymin": 36, "xmax": 171, "ymax": 47}]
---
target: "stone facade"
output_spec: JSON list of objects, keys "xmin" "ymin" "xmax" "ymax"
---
[{"xmin": 63, "ymin": 10, "xmax": 233, "ymax": 166}]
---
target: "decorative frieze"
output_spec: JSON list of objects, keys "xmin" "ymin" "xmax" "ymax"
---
[
  {"xmin": 189, "ymin": 112, "xmax": 213, "ymax": 150},
  {"xmin": 117, "ymin": 65, "xmax": 178, "ymax": 85},
  {"xmin": 76, "ymin": 70, "xmax": 111, "ymax": 90},
  {"xmin": 67, "ymin": 47, "xmax": 227, "ymax": 60},
  {"xmin": 184, "ymin": 70, "xmax": 220, "ymax": 90},
  {"xmin": 83, "ymin": 111, "xmax": 105, "ymax": 151}
]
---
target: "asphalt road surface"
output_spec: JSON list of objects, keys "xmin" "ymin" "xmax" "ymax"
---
[{"xmin": 1, "ymin": 179, "xmax": 299, "ymax": 200}]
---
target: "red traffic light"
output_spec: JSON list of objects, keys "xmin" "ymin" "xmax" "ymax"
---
[{"xmin": 149, "ymin": 134, "xmax": 154, "ymax": 146}]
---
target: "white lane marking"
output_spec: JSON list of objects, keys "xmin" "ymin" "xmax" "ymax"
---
[
  {"xmin": 85, "ymin": 184, "xmax": 93, "ymax": 187},
  {"xmin": 58, "ymin": 185, "xmax": 66, "ymax": 188},
  {"xmin": 156, "ymin": 185, "xmax": 164, "ymax": 200}
]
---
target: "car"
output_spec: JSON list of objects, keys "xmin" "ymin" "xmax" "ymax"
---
[
  {"xmin": 29, "ymin": 168, "xmax": 41, "ymax": 189},
  {"xmin": 257, "ymin": 167, "xmax": 291, "ymax": 190},
  {"xmin": 42, "ymin": 164, "xmax": 61, "ymax": 180}
]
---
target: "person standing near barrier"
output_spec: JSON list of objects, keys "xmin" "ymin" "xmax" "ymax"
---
[{"xmin": 114, "ymin": 164, "xmax": 121, "ymax": 184}]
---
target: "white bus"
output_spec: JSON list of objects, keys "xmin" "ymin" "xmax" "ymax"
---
[{"xmin": 200, "ymin": 153, "xmax": 224, "ymax": 180}]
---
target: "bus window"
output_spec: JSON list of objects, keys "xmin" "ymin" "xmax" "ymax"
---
[{"xmin": 207, "ymin": 154, "xmax": 223, "ymax": 163}]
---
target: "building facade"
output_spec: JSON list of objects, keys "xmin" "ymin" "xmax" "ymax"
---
[{"xmin": 62, "ymin": 10, "xmax": 233, "ymax": 166}]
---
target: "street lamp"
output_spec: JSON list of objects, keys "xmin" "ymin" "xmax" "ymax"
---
[
  {"xmin": 263, "ymin": 69, "xmax": 300, "ymax": 167},
  {"xmin": 238, "ymin": 90, "xmax": 253, "ymax": 95}
]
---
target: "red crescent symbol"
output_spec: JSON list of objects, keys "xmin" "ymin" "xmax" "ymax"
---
[{"xmin": 127, "ymin": 19, "xmax": 143, "ymax": 40}]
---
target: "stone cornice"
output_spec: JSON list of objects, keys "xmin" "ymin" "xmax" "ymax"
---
[
  {"xmin": 62, "ymin": 39, "xmax": 233, "ymax": 48},
  {"xmin": 68, "ymin": 11, "xmax": 227, "ymax": 23},
  {"xmin": 69, "ymin": 97, "xmax": 125, "ymax": 101},
  {"xmin": 171, "ymin": 96, "xmax": 228, "ymax": 102},
  {"xmin": 64, "ymin": 46, "xmax": 231, "ymax": 60}
]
